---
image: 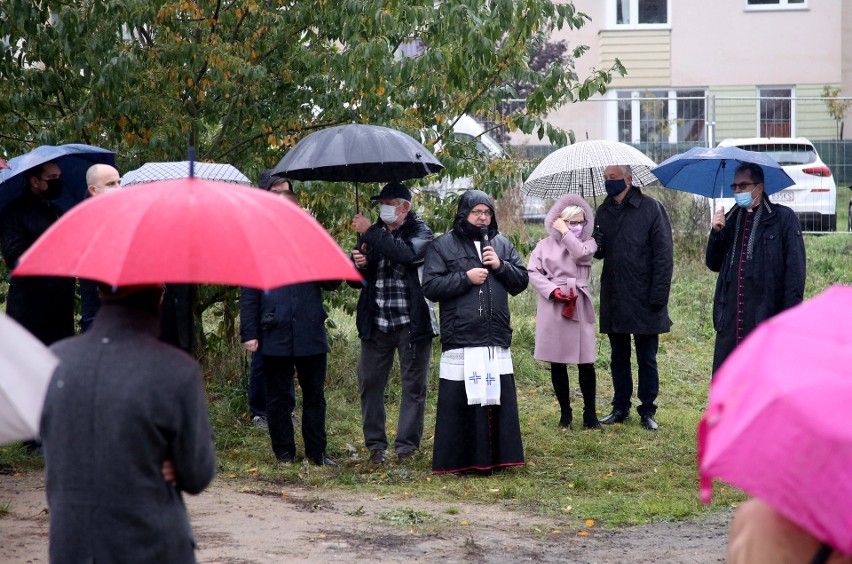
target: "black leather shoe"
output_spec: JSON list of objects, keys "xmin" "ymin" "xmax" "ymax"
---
[
  {"xmin": 559, "ymin": 410, "xmax": 573, "ymax": 428},
  {"xmin": 600, "ymin": 410, "xmax": 629, "ymax": 425},
  {"xmin": 276, "ymin": 452, "xmax": 296, "ymax": 464},
  {"xmin": 369, "ymin": 449, "xmax": 387, "ymax": 465},
  {"xmin": 641, "ymin": 415, "xmax": 659, "ymax": 431},
  {"xmin": 310, "ymin": 454, "xmax": 338, "ymax": 467}
]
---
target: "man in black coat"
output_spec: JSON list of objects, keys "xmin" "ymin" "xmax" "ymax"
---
[
  {"xmin": 594, "ymin": 165, "xmax": 673, "ymax": 431},
  {"xmin": 421, "ymin": 189, "xmax": 529, "ymax": 473},
  {"xmin": 350, "ymin": 182, "xmax": 438, "ymax": 465},
  {"xmin": 78, "ymin": 163, "xmax": 123, "ymax": 332},
  {"xmin": 706, "ymin": 162, "xmax": 806, "ymax": 373},
  {"xmin": 241, "ymin": 179, "xmax": 339, "ymax": 466},
  {"xmin": 0, "ymin": 161, "xmax": 75, "ymax": 346}
]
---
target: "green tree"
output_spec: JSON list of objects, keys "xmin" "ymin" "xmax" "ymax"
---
[
  {"xmin": 822, "ymin": 85, "xmax": 852, "ymax": 140},
  {"xmin": 0, "ymin": 0, "xmax": 623, "ymax": 347}
]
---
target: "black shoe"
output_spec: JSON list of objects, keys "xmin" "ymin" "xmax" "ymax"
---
[
  {"xmin": 583, "ymin": 413, "xmax": 602, "ymax": 430},
  {"xmin": 396, "ymin": 451, "xmax": 414, "ymax": 464},
  {"xmin": 640, "ymin": 415, "xmax": 659, "ymax": 431},
  {"xmin": 600, "ymin": 410, "xmax": 629, "ymax": 425},
  {"xmin": 276, "ymin": 452, "xmax": 296, "ymax": 464},
  {"xmin": 559, "ymin": 410, "xmax": 573, "ymax": 428},
  {"xmin": 369, "ymin": 449, "xmax": 387, "ymax": 465},
  {"xmin": 310, "ymin": 454, "xmax": 338, "ymax": 467}
]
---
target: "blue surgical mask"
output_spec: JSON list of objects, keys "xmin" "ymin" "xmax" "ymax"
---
[
  {"xmin": 604, "ymin": 178, "xmax": 627, "ymax": 197},
  {"xmin": 379, "ymin": 204, "xmax": 399, "ymax": 224},
  {"xmin": 734, "ymin": 190, "xmax": 754, "ymax": 209}
]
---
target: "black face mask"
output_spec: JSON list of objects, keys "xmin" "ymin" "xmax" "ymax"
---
[
  {"xmin": 42, "ymin": 178, "xmax": 64, "ymax": 201},
  {"xmin": 604, "ymin": 178, "xmax": 627, "ymax": 197},
  {"xmin": 460, "ymin": 218, "xmax": 487, "ymax": 240}
]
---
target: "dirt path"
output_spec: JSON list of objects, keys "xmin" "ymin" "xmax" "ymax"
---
[{"xmin": 0, "ymin": 472, "xmax": 729, "ymax": 563}]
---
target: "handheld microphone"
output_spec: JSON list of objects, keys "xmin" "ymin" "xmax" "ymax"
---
[{"xmin": 480, "ymin": 227, "xmax": 490, "ymax": 264}]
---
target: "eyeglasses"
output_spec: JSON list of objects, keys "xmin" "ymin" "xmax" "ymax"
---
[
  {"xmin": 730, "ymin": 182, "xmax": 760, "ymax": 191},
  {"xmin": 469, "ymin": 209, "xmax": 493, "ymax": 217},
  {"xmin": 567, "ymin": 220, "xmax": 587, "ymax": 227}
]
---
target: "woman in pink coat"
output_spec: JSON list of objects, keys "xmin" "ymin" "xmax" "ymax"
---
[{"xmin": 527, "ymin": 194, "xmax": 601, "ymax": 429}]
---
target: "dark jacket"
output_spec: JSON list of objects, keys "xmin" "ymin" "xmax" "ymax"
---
[
  {"xmin": 0, "ymin": 189, "xmax": 75, "ymax": 344},
  {"xmin": 350, "ymin": 210, "xmax": 438, "ymax": 343},
  {"xmin": 705, "ymin": 198, "xmax": 806, "ymax": 333},
  {"xmin": 240, "ymin": 281, "xmax": 340, "ymax": 357},
  {"xmin": 594, "ymin": 187, "xmax": 673, "ymax": 335},
  {"xmin": 42, "ymin": 303, "xmax": 216, "ymax": 563},
  {"xmin": 421, "ymin": 190, "xmax": 529, "ymax": 350}
]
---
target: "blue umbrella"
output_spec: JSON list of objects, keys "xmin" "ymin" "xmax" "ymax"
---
[
  {"xmin": 0, "ymin": 144, "xmax": 116, "ymax": 213},
  {"xmin": 651, "ymin": 146, "xmax": 794, "ymax": 198}
]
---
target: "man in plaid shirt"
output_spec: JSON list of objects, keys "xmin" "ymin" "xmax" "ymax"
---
[{"xmin": 351, "ymin": 182, "xmax": 438, "ymax": 465}]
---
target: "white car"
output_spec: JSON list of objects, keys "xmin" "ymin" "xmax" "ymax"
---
[{"xmin": 714, "ymin": 138, "xmax": 837, "ymax": 232}]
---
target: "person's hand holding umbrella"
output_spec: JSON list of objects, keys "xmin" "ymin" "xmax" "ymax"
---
[
  {"xmin": 711, "ymin": 206, "xmax": 726, "ymax": 232},
  {"xmin": 351, "ymin": 213, "xmax": 372, "ymax": 269}
]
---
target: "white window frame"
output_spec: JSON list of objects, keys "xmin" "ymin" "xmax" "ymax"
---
[
  {"xmin": 607, "ymin": 0, "xmax": 672, "ymax": 30},
  {"xmin": 608, "ymin": 89, "xmax": 707, "ymax": 143},
  {"xmin": 745, "ymin": 0, "xmax": 807, "ymax": 12},
  {"xmin": 756, "ymin": 86, "xmax": 796, "ymax": 138}
]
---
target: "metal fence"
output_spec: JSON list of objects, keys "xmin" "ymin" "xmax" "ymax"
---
[{"xmin": 499, "ymin": 95, "xmax": 852, "ymax": 232}]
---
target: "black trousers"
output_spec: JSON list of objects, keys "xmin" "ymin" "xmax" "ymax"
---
[
  {"xmin": 263, "ymin": 353, "xmax": 327, "ymax": 461},
  {"xmin": 608, "ymin": 333, "xmax": 659, "ymax": 417}
]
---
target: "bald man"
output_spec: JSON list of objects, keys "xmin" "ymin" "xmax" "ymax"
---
[
  {"xmin": 79, "ymin": 164, "xmax": 123, "ymax": 331},
  {"xmin": 86, "ymin": 163, "xmax": 121, "ymax": 196}
]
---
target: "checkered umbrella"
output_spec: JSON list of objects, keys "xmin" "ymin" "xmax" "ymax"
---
[
  {"xmin": 522, "ymin": 140, "xmax": 657, "ymax": 198},
  {"xmin": 121, "ymin": 161, "xmax": 252, "ymax": 187}
]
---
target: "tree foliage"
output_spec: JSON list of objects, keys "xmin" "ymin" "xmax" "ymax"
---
[
  {"xmin": 0, "ymin": 0, "xmax": 623, "ymax": 347},
  {"xmin": 1, "ymin": 0, "xmax": 622, "ymax": 178}
]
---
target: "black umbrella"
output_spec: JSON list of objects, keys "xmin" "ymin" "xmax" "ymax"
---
[{"xmin": 271, "ymin": 123, "xmax": 443, "ymax": 212}]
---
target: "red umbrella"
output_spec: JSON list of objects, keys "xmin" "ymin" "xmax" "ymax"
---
[{"xmin": 13, "ymin": 178, "xmax": 361, "ymax": 289}]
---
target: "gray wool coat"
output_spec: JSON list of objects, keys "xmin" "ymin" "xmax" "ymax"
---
[
  {"xmin": 41, "ymin": 303, "xmax": 216, "ymax": 564},
  {"xmin": 527, "ymin": 194, "xmax": 598, "ymax": 365}
]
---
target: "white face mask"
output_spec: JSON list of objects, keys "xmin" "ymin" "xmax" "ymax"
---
[{"xmin": 379, "ymin": 204, "xmax": 400, "ymax": 224}]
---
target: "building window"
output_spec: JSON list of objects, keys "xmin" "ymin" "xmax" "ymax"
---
[
  {"xmin": 616, "ymin": 90, "xmax": 706, "ymax": 144},
  {"xmin": 613, "ymin": 0, "xmax": 669, "ymax": 26},
  {"xmin": 759, "ymin": 88, "xmax": 792, "ymax": 137},
  {"xmin": 677, "ymin": 90, "xmax": 706, "ymax": 143},
  {"xmin": 746, "ymin": 0, "xmax": 806, "ymax": 8}
]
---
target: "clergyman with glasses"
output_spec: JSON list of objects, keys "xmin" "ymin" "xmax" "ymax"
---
[
  {"xmin": 421, "ymin": 190, "xmax": 529, "ymax": 474},
  {"xmin": 527, "ymin": 194, "xmax": 602, "ymax": 430},
  {"xmin": 706, "ymin": 162, "xmax": 805, "ymax": 374},
  {"xmin": 592, "ymin": 164, "xmax": 673, "ymax": 431}
]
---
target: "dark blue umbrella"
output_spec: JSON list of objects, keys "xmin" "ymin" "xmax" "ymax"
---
[
  {"xmin": 651, "ymin": 146, "xmax": 794, "ymax": 198},
  {"xmin": 0, "ymin": 144, "xmax": 116, "ymax": 213}
]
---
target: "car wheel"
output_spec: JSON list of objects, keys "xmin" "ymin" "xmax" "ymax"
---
[{"xmin": 825, "ymin": 214, "xmax": 837, "ymax": 232}]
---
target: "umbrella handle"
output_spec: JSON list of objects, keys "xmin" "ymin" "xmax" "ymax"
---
[{"xmin": 355, "ymin": 182, "xmax": 360, "ymax": 215}]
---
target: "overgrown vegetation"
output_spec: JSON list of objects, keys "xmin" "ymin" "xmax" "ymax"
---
[{"xmin": 2, "ymin": 188, "xmax": 850, "ymax": 527}]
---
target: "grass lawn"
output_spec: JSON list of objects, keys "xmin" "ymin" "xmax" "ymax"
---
[{"xmin": 2, "ymin": 225, "xmax": 850, "ymax": 530}]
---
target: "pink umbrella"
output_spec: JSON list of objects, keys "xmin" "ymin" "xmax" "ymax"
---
[{"xmin": 698, "ymin": 285, "xmax": 852, "ymax": 555}]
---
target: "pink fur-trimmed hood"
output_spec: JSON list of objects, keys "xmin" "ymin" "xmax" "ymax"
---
[{"xmin": 543, "ymin": 193, "xmax": 595, "ymax": 240}]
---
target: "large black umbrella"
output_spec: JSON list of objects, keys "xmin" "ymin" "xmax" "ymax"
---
[{"xmin": 271, "ymin": 123, "xmax": 443, "ymax": 211}]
